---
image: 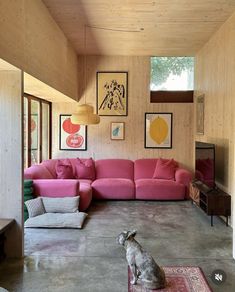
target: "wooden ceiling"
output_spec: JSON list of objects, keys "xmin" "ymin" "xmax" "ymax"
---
[{"xmin": 43, "ymin": 0, "xmax": 235, "ymax": 56}]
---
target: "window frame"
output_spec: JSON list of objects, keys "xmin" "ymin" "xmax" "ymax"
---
[
  {"xmin": 24, "ymin": 93, "xmax": 52, "ymax": 167},
  {"xmin": 150, "ymin": 90, "xmax": 193, "ymax": 103}
]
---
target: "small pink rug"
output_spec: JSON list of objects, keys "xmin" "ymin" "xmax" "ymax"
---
[{"xmin": 128, "ymin": 266, "xmax": 212, "ymax": 292}]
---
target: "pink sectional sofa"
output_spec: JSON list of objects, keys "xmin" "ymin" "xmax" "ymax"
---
[{"xmin": 24, "ymin": 158, "xmax": 192, "ymax": 211}]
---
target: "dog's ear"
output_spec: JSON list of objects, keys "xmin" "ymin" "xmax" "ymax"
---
[{"xmin": 127, "ymin": 230, "xmax": 137, "ymax": 239}]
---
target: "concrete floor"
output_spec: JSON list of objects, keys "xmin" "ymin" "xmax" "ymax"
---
[{"xmin": 0, "ymin": 200, "xmax": 234, "ymax": 292}]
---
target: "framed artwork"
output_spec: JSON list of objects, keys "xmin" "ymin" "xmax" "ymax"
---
[
  {"xmin": 59, "ymin": 115, "xmax": 87, "ymax": 151},
  {"xmin": 97, "ymin": 71, "xmax": 128, "ymax": 116},
  {"xmin": 196, "ymin": 94, "xmax": 204, "ymax": 135},
  {"xmin": 31, "ymin": 114, "xmax": 38, "ymax": 150},
  {"xmin": 110, "ymin": 122, "xmax": 125, "ymax": 140},
  {"xmin": 145, "ymin": 113, "xmax": 173, "ymax": 148}
]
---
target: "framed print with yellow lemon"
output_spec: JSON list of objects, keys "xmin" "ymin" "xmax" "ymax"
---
[{"xmin": 145, "ymin": 113, "xmax": 172, "ymax": 148}]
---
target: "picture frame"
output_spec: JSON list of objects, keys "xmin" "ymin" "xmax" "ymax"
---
[
  {"xmin": 145, "ymin": 112, "xmax": 172, "ymax": 149},
  {"xmin": 110, "ymin": 122, "xmax": 125, "ymax": 140},
  {"xmin": 196, "ymin": 94, "xmax": 204, "ymax": 135},
  {"xmin": 59, "ymin": 115, "xmax": 87, "ymax": 151},
  {"xmin": 97, "ymin": 71, "xmax": 128, "ymax": 116}
]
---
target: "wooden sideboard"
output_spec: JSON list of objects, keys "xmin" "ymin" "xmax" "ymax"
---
[{"xmin": 189, "ymin": 181, "xmax": 231, "ymax": 226}]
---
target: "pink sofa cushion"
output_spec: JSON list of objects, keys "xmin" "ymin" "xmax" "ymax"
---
[
  {"xmin": 79, "ymin": 181, "xmax": 93, "ymax": 211},
  {"xmin": 24, "ymin": 164, "xmax": 54, "ymax": 179},
  {"xmin": 152, "ymin": 158, "xmax": 178, "ymax": 180},
  {"xmin": 33, "ymin": 179, "xmax": 92, "ymax": 211},
  {"xmin": 95, "ymin": 159, "xmax": 134, "ymax": 180},
  {"xmin": 56, "ymin": 159, "xmax": 74, "ymax": 179},
  {"xmin": 42, "ymin": 158, "xmax": 95, "ymax": 180},
  {"xmin": 33, "ymin": 179, "xmax": 80, "ymax": 198},
  {"xmin": 41, "ymin": 159, "xmax": 58, "ymax": 178},
  {"xmin": 92, "ymin": 178, "xmax": 135, "ymax": 199},
  {"xmin": 134, "ymin": 159, "xmax": 158, "ymax": 180},
  {"xmin": 75, "ymin": 158, "xmax": 95, "ymax": 180},
  {"xmin": 135, "ymin": 179, "xmax": 185, "ymax": 200}
]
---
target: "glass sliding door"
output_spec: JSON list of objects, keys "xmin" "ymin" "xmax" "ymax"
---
[
  {"xmin": 30, "ymin": 99, "xmax": 40, "ymax": 165},
  {"xmin": 24, "ymin": 97, "xmax": 29, "ymax": 168},
  {"xmin": 24, "ymin": 94, "xmax": 51, "ymax": 168},
  {"xmin": 42, "ymin": 103, "xmax": 50, "ymax": 161}
]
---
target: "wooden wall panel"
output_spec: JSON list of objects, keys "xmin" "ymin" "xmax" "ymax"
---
[
  {"xmin": 0, "ymin": 0, "xmax": 78, "ymax": 100},
  {"xmin": 52, "ymin": 56, "xmax": 194, "ymax": 170},
  {"xmin": 0, "ymin": 70, "xmax": 23, "ymax": 258},
  {"xmin": 195, "ymin": 11, "xmax": 235, "ymax": 253}
]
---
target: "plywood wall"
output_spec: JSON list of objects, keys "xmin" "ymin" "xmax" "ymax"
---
[
  {"xmin": 195, "ymin": 12, "xmax": 235, "ymax": 244},
  {"xmin": 52, "ymin": 56, "xmax": 194, "ymax": 170},
  {"xmin": 0, "ymin": 0, "xmax": 78, "ymax": 100},
  {"xmin": 0, "ymin": 69, "xmax": 23, "ymax": 258}
]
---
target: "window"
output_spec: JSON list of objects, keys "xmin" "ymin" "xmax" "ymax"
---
[
  {"xmin": 24, "ymin": 94, "xmax": 52, "ymax": 168},
  {"xmin": 151, "ymin": 57, "xmax": 194, "ymax": 91},
  {"xmin": 150, "ymin": 57, "xmax": 194, "ymax": 103}
]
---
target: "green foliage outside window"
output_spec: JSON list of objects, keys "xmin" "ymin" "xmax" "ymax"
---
[{"xmin": 151, "ymin": 57, "xmax": 194, "ymax": 90}]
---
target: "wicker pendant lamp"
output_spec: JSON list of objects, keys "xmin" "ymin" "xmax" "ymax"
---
[
  {"xmin": 71, "ymin": 25, "xmax": 100, "ymax": 125},
  {"xmin": 71, "ymin": 104, "xmax": 100, "ymax": 124}
]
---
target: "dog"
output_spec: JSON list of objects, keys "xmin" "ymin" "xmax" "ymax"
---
[{"xmin": 117, "ymin": 230, "xmax": 166, "ymax": 290}]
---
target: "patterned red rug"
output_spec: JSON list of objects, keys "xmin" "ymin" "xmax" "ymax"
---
[{"xmin": 128, "ymin": 266, "xmax": 212, "ymax": 292}]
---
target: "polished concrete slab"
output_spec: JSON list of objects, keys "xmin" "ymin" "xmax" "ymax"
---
[{"xmin": 0, "ymin": 201, "xmax": 234, "ymax": 291}]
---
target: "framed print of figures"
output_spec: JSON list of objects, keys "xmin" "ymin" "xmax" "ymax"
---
[
  {"xmin": 110, "ymin": 122, "xmax": 125, "ymax": 140},
  {"xmin": 196, "ymin": 94, "xmax": 204, "ymax": 135},
  {"xmin": 97, "ymin": 71, "xmax": 128, "ymax": 116},
  {"xmin": 145, "ymin": 113, "xmax": 172, "ymax": 148},
  {"xmin": 59, "ymin": 115, "xmax": 87, "ymax": 150}
]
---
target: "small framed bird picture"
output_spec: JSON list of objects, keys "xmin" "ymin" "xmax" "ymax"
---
[{"xmin": 110, "ymin": 122, "xmax": 125, "ymax": 140}]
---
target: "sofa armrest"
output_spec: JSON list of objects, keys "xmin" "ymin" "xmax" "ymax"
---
[
  {"xmin": 33, "ymin": 179, "xmax": 80, "ymax": 198},
  {"xmin": 24, "ymin": 164, "xmax": 54, "ymax": 179},
  {"xmin": 175, "ymin": 168, "xmax": 192, "ymax": 199}
]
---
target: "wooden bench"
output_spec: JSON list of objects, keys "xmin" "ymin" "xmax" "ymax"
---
[{"xmin": 0, "ymin": 219, "xmax": 15, "ymax": 260}]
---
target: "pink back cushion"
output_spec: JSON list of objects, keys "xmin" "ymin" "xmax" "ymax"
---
[
  {"xmin": 134, "ymin": 159, "xmax": 159, "ymax": 180},
  {"xmin": 42, "ymin": 158, "xmax": 95, "ymax": 179},
  {"xmin": 55, "ymin": 159, "xmax": 74, "ymax": 179},
  {"xmin": 75, "ymin": 158, "xmax": 96, "ymax": 180},
  {"xmin": 41, "ymin": 159, "xmax": 58, "ymax": 178},
  {"xmin": 134, "ymin": 158, "xmax": 179, "ymax": 180},
  {"xmin": 24, "ymin": 164, "xmax": 53, "ymax": 179},
  {"xmin": 152, "ymin": 158, "xmax": 178, "ymax": 180},
  {"xmin": 95, "ymin": 159, "xmax": 134, "ymax": 180}
]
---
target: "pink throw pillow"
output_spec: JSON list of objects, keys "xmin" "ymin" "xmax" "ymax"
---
[
  {"xmin": 56, "ymin": 159, "xmax": 74, "ymax": 179},
  {"xmin": 153, "ymin": 158, "xmax": 178, "ymax": 180},
  {"xmin": 75, "ymin": 158, "xmax": 95, "ymax": 180}
]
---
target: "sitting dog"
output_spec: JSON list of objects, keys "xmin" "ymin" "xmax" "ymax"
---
[{"xmin": 117, "ymin": 230, "xmax": 166, "ymax": 290}]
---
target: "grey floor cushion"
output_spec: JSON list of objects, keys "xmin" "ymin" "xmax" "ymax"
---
[
  {"xmin": 42, "ymin": 196, "xmax": 80, "ymax": 213},
  {"xmin": 24, "ymin": 211, "xmax": 87, "ymax": 229}
]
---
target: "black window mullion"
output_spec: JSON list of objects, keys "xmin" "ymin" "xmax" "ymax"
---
[{"xmin": 39, "ymin": 101, "xmax": 43, "ymax": 163}]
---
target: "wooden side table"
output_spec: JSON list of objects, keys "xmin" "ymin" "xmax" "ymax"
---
[{"xmin": 0, "ymin": 219, "xmax": 15, "ymax": 260}]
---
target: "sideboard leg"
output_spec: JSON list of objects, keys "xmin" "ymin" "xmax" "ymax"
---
[{"xmin": 211, "ymin": 215, "xmax": 213, "ymax": 227}]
